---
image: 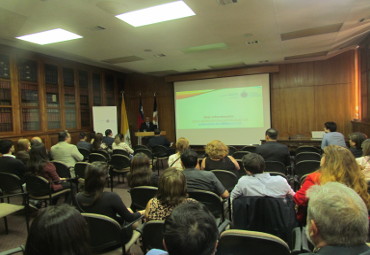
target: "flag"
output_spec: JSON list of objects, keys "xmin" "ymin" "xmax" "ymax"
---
[
  {"xmin": 120, "ymin": 92, "xmax": 131, "ymax": 147},
  {"xmin": 137, "ymin": 95, "xmax": 144, "ymax": 130},
  {"xmin": 153, "ymin": 93, "xmax": 158, "ymax": 128}
]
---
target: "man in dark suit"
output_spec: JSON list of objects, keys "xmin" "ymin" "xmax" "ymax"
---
[
  {"xmin": 0, "ymin": 139, "xmax": 26, "ymax": 179},
  {"xmin": 147, "ymin": 129, "xmax": 171, "ymax": 148},
  {"xmin": 255, "ymin": 128, "xmax": 290, "ymax": 166},
  {"xmin": 102, "ymin": 129, "xmax": 115, "ymax": 147},
  {"xmin": 140, "ymin": 117, "xmax": 157, "ymax": 132}
]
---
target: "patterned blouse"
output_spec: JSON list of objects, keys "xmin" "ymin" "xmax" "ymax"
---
[{"xmin": 146, "ymin": 197, "xmax": 197, "ymax": 221}]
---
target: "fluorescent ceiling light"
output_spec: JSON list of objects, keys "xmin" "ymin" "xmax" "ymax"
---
[
  {"xmin": 116, "ymin": 1, "xmax": 195, "ymax": 27},
  {"xmin": 16, "ymin": 28, "xmax": 82, "ymax": 45},
  {"xmin": 183, "ymin": 43, "xmax": 228, "ymax": 53}
]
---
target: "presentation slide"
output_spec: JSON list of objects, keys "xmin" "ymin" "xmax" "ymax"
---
[{"xmin": 174, "ymin": 74, "xmax": 271, "ymax": 145}]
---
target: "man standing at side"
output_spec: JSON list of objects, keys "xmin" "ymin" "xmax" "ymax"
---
[
  {"xmin": 321, "ymin": 121, "xmax": 346, "ymax": 149},
  {"xmin": 181, "ymin": 149, "xmax": 229, "ymax": 198},
  {"xmin": 256, "ymin": 128, "xmax": 290, "ymax": 166},
  {"xmin": 302, "ymin": 182, "xmax": 369, "ymax": 255},
  {"xmin": 50, "ymin": 131, "xmax": 83, "ymax": 169},
  {"xmin": 102, "ymin": 129, "xmax": 115, "ymax": 148},
  {"xmin": 0, "ymin": 139, "xmax": 26, "ymax": 180}
]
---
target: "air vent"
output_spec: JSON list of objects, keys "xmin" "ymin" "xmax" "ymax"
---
[
  {"xmin": 246, "ymin": 40, "xmax": 259, "ymax": 45},
  {"xmin": 102, "ymin": 56, "xmax": 144, "ymax": 64},
  {"xmin": 217, "ymin": 0, "xmax": 237, "ymax": 5},
  {"xmin": 284, "ymin": 51, "xmax": 328, "ymax": 61}
]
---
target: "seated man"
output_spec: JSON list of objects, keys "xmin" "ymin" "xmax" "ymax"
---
[
  {"xmin": 302, "ymin": 182, "xmax": 369, "ymax": 255},
  {"xmin": 321, "ymin": 121, "xmax": 347, "ymax": 149},
  {"xmin": 147, "ymin": 129, "xmax": 170, "ymax": 148},
  {"xmin": 76, "ymin": 132, "xmax": 92, "ymax": 151},
  {"xmin": 102, "ymin": 129, "xmax": 115, "ymax": 148},
  {"xmin": 50, "ymin": 131, "xmax": 83, "ymax": 169},
  {"xmin": 181, "ymin": 149, "xmax": 229, "ymax": 198},
  {"xmin": 0, "ymin": 139, "xmax": 26, "ymax": 179},
  {"xmin": 146, "ymin": 202, "xmax": 219, "ymax": 255},
  {"xmin": 256, "ymin": 128, "xmax": 290, "ymax": 166},
  {"xmin": 231, "ymin": 153, "xmax": 295, "ymax": 201}
]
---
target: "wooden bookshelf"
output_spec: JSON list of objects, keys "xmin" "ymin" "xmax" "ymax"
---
[
  {"xmin": 45, "ymin": 64, "xmax": 61, "ymax": 129},
  {"xmin": 63, "ymin": 67, "xmax": 77, "ymax": 129},
  {"xmin": 105, "ymin": 74, "xmax": 115, "ymax": 106},
  {"xmin": 93, "ymin": 72, "xmax": 102, "ymax": 106},
  {"xmin": 0, "ymin": 54, "xmax": 12, "ymax": 132},
  {"xmin": 79, "ymin": 70, "xmax": 91, "ymax": 128}
]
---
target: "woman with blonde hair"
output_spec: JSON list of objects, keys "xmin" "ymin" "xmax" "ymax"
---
[
  {"xmin": 201, "ymin": 140, "xmax": 240, "ymax": 173},
  {"xmin": 168, "ymin": 137, "xmax": 190, "ymax": 170},
  {"xmin": 15, "ymin": 138, "xmax": 31, "ymax": 165},
  {"xmin": 294, "ymin": 145, "xmax": 369, "ymax": 222},
  {"xmin": 112, "ymin": 133, "xmax": 134, "ymax": 154},
  {"xmin": 356, "ymin": 139, "xmax": 370, "ymax": 179}
]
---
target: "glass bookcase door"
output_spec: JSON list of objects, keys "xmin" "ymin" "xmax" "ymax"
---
[
  {"xmin": 79, "ymin": 70, "xmax": 91, "ymax": 128},
  {"xmin": 45, "ymin": 64, "xmax": 61, "ymax": 129},
  {"xmin": 63, "ymin": 68, "xmax": 77, "ymax": 129},
  {"xmin": 93, "ymin": 73, "xmax": 102, "ymax": 105}
]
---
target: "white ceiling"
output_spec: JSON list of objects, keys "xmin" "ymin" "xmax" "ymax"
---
[{"xmin": 0, "ymin": 0, "xmax": 370, "ymax": 76}]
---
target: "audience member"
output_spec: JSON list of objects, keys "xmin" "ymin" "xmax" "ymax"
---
[
  {"xmin": 146, "ymin": 202, "xmax": 218, "ymax": 255},
  {"xmin": 89, "ymin": 131, "xmax": 96, "ymax": 144},
  {"xmin": 140, "ymin": 116, "xmax": 157, "ymax": 132},
  {"xmin": 255, "ymin": 128, "xmax": 290, "ymax": 166},
  {"xmin": 0, "ymin": 139, "xmax": 26, "ymax": 179},
  {"xmin": 15, "ymin": 138, "xmax": 31, "ymax": 165},
  {"xmin": 128, "ymin": 153, "xmax": 158, "ymax": 188},
  {"xmin": 321, "ymin": 121, "xmax": 346, "ymax": 149},
  {"xmin": 145, "ymin": 168, "xmax": 196, "ymax": 220},
  {"xmin": 348, "ymin": 132, "xmax": 367, "ymax": 158},
  {"xmin": 77, "ymin": 132, "xmax": 92, "ymax": 151},
  {"xmin": 76, "ymin": 162, "xmax": 144, "ymax": 225},
  {"xmin": 182, "ymin": 149, "xmax": 229, "ymax": 198},
  {"xmin": 168, "ymin": 137, "xmax": 190, "ymax": 170},
  {"xmin": 356, "ymin": 139, "xmax": 370, "ymax": 179},
  {"xmin": 294, "ymin": 145, "xmax": 369, "ymax": 222},
  {"xmin": 302, "ymin": 182, "xmax": 369, "ymax": 255},
  {"xmin": 50, "ymin": 131, "xmax": 83, "ymax": 169},
  {"xmin": 147, "ymin": 129, "xmax": 171, "ymax": 148},
  {"xmin": 231, "ymin": 153, "xmax": 294, "ymax": 201},
  {"xmin": 25, "ymin": 204, "xmax": 91, "ymax": 255},
  {"xmin": 102, "ymin": 129, "xmax": 114, "ymax": 147},
  {"xmin": 91, "ymin": 133, "xmax": 109, "ymax": 152},
  {"xmin": 30, "ymin": 136, "xmax": 43, "ymax": 146},
  {"xmin": 112, "ymin": 133, "xmax": 134, "ymax": 154},
  {"xmin": 201, "ymin": 140, "xmax": 240, "ymax": 173}
]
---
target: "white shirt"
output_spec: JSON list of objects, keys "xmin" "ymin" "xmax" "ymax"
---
[
  {"xmin": 112, "ymin": 142, "xmax": 134, "ymax": 154},
  {"xmin": 168, "ymin": 153, "xmax": 184, "ymax": 170}
]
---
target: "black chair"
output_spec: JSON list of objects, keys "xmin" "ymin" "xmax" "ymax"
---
[
  {"xmin": 188, "ymin": 190, "xmax": 226, "ymax": 220},
  {"xmin": 74, "ymin": 162, "xmax": 91, "ymax": 180},
  {"xmin": 232, "ymin": 151, "xmax": 250, "ymax": 160},
  {"xmin": 216, "ymin": 230, "xmax": 291, "ymax": 255},
  {"xmin": 228, "ymin": 146, "xmax": 237, "ymax": 156},
  {"xmin": 211, "ymin": 170, "xmax": 238, "ymax": 192},
  {"xmin": 0, "ymin": 245, "xmax": 25, "ymax": 255},
  {"xmin": 89, "ymin": 153, "xmax": 107, "ymax": 163},
  {"xmin": 152, "ymin": 145, "xmax": 170, "ymax": 173},
  {"xmin": 295, "ymin": 146, "xmax": 321, "ymax": 155},
  {"xmin": 78, "ymin": 147, "xmax": 90, "ymax": 161},
  {"xmin": 109, "ymin": 155, "xmax": 131, "ymax": 189},
  {"xmin": 295, "ymin": 152, "xmax": 321, "ymax": 164},
  {"xmin": 51, "ymin": 161, "xmax": 72, "ymax": 178},
  {"xmin": 82, "ymin": 213, "xmax": 142, "ymax": 255},
  {"xmin": 113, "ymin": 149, "xmax": 130, "ymax": 157},
  {"xmin": 137, "ymin": 220, "xmax": 165, "ymax": 253},
  {"xmin": 294, "ymin": 160, "xmax": 320, "ymax": 188},
  {"xmin": 130, "ymin": 186, "xmax": 158, "ymax": 211},
  {"xmin": 241, "ymin": 145, "xmax": 257, "ymax": 153},
  {"xmin": 0, "ymin": 172, "xmax": 24, "ymax": 198},
  {"xmin": 133, "ymin": 145, "xmax": 149, "ymax": 151},
  {"xmin": 265, "ymin": 161, "xmax": 287, "ymax": 175},
  {"xmin": 134, "ymin": 148, "xmax": 152, "ymax": 159},
  {"xmin": 93, "ymin": 150, "xmax": 110, "ymax": 160}
]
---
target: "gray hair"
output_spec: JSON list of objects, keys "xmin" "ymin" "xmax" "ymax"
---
[{"xmin": 306, "ymin": 182, "xmax": 368, "ymax": 246}]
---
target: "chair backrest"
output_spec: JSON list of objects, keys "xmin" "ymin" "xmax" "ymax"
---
[
  {"xmin": 211, "ymin": 170, "xmax": 238, "ymax": 192},
  {"xmin": 51, "ymin": 161, "xmax": 71, "ymax": 178},
  {"xmin": 89, "ymin": 153, "xmax": 107, "ymax": 163},
  {"xmin": 78, "ymin": 147, "xmax": 90, "ymax": 160},
  {"xmin": 152, "ymin": 145, "xmax": 169, "ymax": 158},
  {"xmin": 82, "ymin": 213, "xmax": 123, "ymax": 253},
  {"xmin": 232, "ymin": 151, "xmax": 250, "ymax": 160},
  {"xmin": 228, "ymin": 146, "xmax": 237, "ymax": 156},
  {"xmin": 112, "ymin": 149, "xmax": 130, "ymax": 157},
  {"xmin": 130, "ymin": 186, "xmax": 158, "ymax": 210},
  {"xmin": 110, "ymin": 155, "xmax": 131, "ymax": 170},
  {"xmin": 133, "ymin": 144, "xmax": 149, "ymax": 151},
  {"xmin": 0, "ymin": 172, "xmax": 24, "ymax": 194},
  {"xmin": 216, "ymin": 229, "xmax": 290, "ymax": 255},
  {"xmin": 294, "ymin": 160, "xmax": 320, "ymax": 180},
  {"xmin": 134, "ymin": 148, "xmax": 153, "ymax": 159},
  {"xmin": 25, "ymin": 175, "xmax": 51, "ymax": 197},
  {"xmin": 141, "ymin": 220, "xmax": 165, "ymax": 252},
  {"xmin": 241, "ymin": 145, "xmax": 257, "ymax": 153},
  {"xmin": 295, "ymin": 152, "xmax": 321, "ymax": 163},
  {"xmin": 74, "ymin": 162, "xmax": 91, "ymax": 179},
  {"xmin": 232, "ymin": 196, "xmax": 297, "ymax": 242},
  {"xmin": 188, "ymin": 190, "xmax": 224, "ymax": 220},
  {"xmin": 93, "ymin": 150, "xmax": 110, "ymax": 159},
  {"xmin": 265, "ymin": 161, "xmax": 287, "ymax": 175},
  {"xmin": 295, "ymin": 146, "xmax": 321, "ymax": 155},
  {"xmin": 0, "ymin": 245, "xmax": 25, "ymax": 255}
]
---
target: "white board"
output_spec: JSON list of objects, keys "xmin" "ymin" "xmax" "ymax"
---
[{"xmin": 92, "ymin": 106, "xmax": 118, "ymax": 136}]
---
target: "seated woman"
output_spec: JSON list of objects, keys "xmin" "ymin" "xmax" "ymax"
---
[
  {"xmin": 349, "ymin": 132, "xmax": 367, "ymax": 158},
  {"xmin": 168, "ymin": 137, "xmax": 190, "ymax": 170},
  {"xmin": 112, "ymin": 133, "xmax": 134, "ymax": 154},
  {"xmin": 91, "ymin": 133, "xmax": 109, "ymax": 152},
  {"xmin": 128, "ymin": 153, "xmax": 158, "ymax": 188},
  {"xmin": 201, "ymin": 140, "xmax": 240, "ymax": 173},
  {"xmin": 294, "ymin": 145, "xmax": 369, "ymax": 222},
  {"xmin": 15, "ymin": 138, "xmax": 31, "ymax": 165},
  {"xmin": 145, "ymin": 168, "xmax": 196, "ymax": 221},
  {"xmin": 356, "ymin": 139, "xmax": 370, "ymax": 179},
  {"xmin": 76, "ymin": 162, "xmax": 144, "ymax": 225},
  {"xmin": 25, "ymin": 204, "xmax": 91, "ymax": 255}
]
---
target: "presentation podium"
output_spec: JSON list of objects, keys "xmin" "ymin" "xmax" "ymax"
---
[{"xmin": 135, "ymin": 131, "xmax": 166, "ymax": 145}]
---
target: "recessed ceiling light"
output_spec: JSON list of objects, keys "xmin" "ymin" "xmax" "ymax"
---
[
  {"xmin": 16, "ymin": 28, "xmax": 82, "ymax": 45},
  {"xmin": 115, "ymin": 1, "xmax": 195, "ymax": 27}
]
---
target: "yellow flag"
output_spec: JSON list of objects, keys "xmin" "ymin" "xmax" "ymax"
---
[{"xmin": 120, "ymin": 93, "xmax": 131, "ymax": 147}]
